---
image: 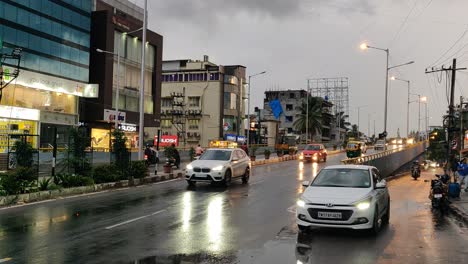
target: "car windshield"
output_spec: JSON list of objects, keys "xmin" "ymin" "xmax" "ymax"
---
[
  {"xmin": 347, "ymin": 143, "xmax": 357, "ymax": 148},
  {"xmin": 311, "ymin": 168, "xmax": 371, "ymax": 188},
  {"xmin": 199, "ymin": 149, "xmax": 232, "ymax": 161},
  {"xmin": 305, "ymin": 145, "xmax": 320, "ymax": 150}
]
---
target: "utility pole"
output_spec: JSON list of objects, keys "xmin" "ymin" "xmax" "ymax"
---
[
  {"xmin": 460, "ymin": 96, "xmax": 464, "ymax": 157},
  {"xmin": 426, "ymin": 58, "xmax": 466, "ymax": 170}
]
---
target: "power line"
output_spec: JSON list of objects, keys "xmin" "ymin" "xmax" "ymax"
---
[
  {"xmin": 389, "ymin": 0, "xmax": 420, "ymax": 47},
  {"xmin": 429, "ymin": 25, "xmax": 468, "ymax": 67}
]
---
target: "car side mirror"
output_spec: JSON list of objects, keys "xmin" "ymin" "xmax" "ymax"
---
[
  {"xmin": 375, "ymin": 180, "xmax": 387, "ymax": 189},
  {"xmin": 302, "ymin": 181, "xmax": 310, "ymax": 187}
]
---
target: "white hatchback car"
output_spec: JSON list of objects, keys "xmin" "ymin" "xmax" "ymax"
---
[
  {"xmin": 185, "ymin": 148, "xmax": 251, "ymax": 187},
  {"xmin": 296, "ymin": 165, "xmax": 390, "ymax": 234}
]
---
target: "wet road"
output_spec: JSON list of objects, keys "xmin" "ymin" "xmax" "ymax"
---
[{"xmin": 0, "ymin": 152, "xmax": 467, "ymax": 264}]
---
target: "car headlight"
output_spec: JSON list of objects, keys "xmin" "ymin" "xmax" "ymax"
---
[
  {"xmin": 186, "ymin": 164, "xmax": 193, "ymax": 170},
  {"xmin": 296, "ymin": 199, "xmax": 306, "ymax": 208},
  {"xmin": 212, "ymin": 165, "xmax": 224, "ymax": 171},
  {"xmin": 356, "ymin": 201, "xmax": 371, "ymax": 210}
]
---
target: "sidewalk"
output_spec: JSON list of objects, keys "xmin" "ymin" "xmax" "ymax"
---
[{"xmin": 449, "ymin": 183, "xmax": 468, "ymax": 225}]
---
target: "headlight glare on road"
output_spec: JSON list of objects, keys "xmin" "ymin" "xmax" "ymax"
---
[
  {"xmin": 186, "ymin": 164, "xmax": 193, "ymax": 170},
  {"xmin": 212, "ymin": 165, "xmax": 224, "ymax": 171},
  {"xmin": 356, "ymin": 201, "xmax": 370, "ymax": 210},
  {"xmin": 296, "ymin": 199, "xmax": 306, "ymax": 208}
]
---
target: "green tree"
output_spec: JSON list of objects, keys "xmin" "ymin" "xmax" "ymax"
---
[
  {"xmin": 112, "ymin": 129, "xmax": 130, "ymax": 173},
  {"xmin": 336, "ymin": 111, "xmax": 351, "ymax": 131},
  {"xmin": 427, "ymin": 128, "xmax": 446, "ymax": 162},
  {"xmin": 14, "ymin": 139, "xmax": 34, "ymax": 167},
  {"xmin": 294, "ymin": 97, "xmax": 323, "ymax": 140},
  {"xmin": 68, "ymin": 128, "xmax": 91, "ymax": 176}
]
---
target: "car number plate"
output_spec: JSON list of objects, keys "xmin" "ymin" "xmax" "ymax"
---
[
  {"xmin": 196, "ymin": 174, "xmax": 207, "ymax": 178},
  {"xmin": 434, "ymin": 194, "xmax": 443, "ymax": 198},
  {"xmin": 317, "ymin": 212, "xmax": 342, "ymax": 219}
]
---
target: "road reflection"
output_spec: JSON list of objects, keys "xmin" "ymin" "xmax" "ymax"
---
[
  {"xmin": 182, "ymin": 192, "xmax": 192, "ymax": 232},
  {"xmin": 207, "ymin": 196, "xmax": 223, "ymax": 252},
  {"xmin": 312, "ymin": 162, "xmax": 318, "ymax": 177}
]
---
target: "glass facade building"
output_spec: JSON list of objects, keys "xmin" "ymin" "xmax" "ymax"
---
[{"xmin": 0, "ymin": 0, "xmax": 91, "ymax": 82}]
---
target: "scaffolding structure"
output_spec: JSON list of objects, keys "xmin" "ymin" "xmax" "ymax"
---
[{"xmin": 308, "ymin": 77, "xmax": 349, "ymax": 118}]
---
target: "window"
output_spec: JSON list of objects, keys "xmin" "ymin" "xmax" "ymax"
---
[
  {"xmin": 290, "ymin": 93, "xmax": 295, "ymax": 99},
  {"xmin": 188, "ymin": 119, "xmax": 199, "ymax": 130},
  {"xmin": 372, "ymin": 169, "xmax": 380, "ymax": 187},
  {"xmin": 224, "ymin": 93, "xmax": 237, "ymax": 110},
  {"xmin": 161, "ymin": 98, "xmax": 172, "ymax": 107},
  {"xmin": 285, "ymin": 116, "xmax": 293, "ymax": 123},
  {"xmin": 161, "ymin": 119, "xmax": 172, "ymax": 128},
  {"xmin": 188, "ymin": 97, "xmax": 200, "ymax": 107},
  {"xmin": 286, "ymin": 104, "xmax": 293, "ymax": 111},
  {"xmin": 209, "ymin": 72, "xmax": 219, "ymax": 81},
  {"xmin": 287, "ymin": 128, "xmax": 293, "ymax": 133}
]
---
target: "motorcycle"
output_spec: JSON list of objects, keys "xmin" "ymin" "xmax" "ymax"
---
[
  {"xmin": 165, "ymin": 157, "xmax": 180, "ymax": 169},
  {"xmin": 430, "ymin": 174, "xmax": 450, "ymax": 212},
  {"xmin": 411, "ymin": 166, "xmax": 421, "ymax": 180}
]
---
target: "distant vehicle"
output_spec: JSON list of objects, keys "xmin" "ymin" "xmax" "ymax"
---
[
  {"xmin": 297, "ymin": 165, "xmax": 390, "ymax": 234},
  {"xmin": 374, "ymin": 140, "xmax": 386, "ymax": 151},
  {"xmin": 185, "ymin": 148, "xmax": 250, "ymax": 187},
  {"xmin": 299, "ymin": 144, "xmax": 327, "ymax": 162},
  {"xmin": 346, "ymin": 141, "xmax": 362, "ymax": 158}
]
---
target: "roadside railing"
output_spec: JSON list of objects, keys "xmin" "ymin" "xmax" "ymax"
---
[{"xmin": 341, "ymin": 143, "xmax": 424, "ymax": 165}]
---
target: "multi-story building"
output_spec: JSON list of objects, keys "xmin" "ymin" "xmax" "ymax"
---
[
  {"xmin": 80, "ymin": 0, "xmax": 163, "ymax": 151},
  {"xmin": 161, "ymin": 56, "xmax": 246, "ymax": 147},
  {"xmin": 263, "ymin": 89, "xmax": 335, "ymax": 143},
  {"xmin": 0, "ymin": 0, "xmax": 97, "ymax": 153}
]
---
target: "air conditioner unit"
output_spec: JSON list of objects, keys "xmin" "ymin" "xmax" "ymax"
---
[
  {"xmin": 194, "ymin": 132, "xmax": 200, "ymax": 137},
  {"xmin": 187, "ymin": 132, "xmax": 192, "ymax": 137}
]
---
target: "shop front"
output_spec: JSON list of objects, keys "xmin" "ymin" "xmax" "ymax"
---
[
  {"xmin": 0, "ymin": 105, "xmax": 40, "ymax": 153},
  {"xmin": 118, "ymin": 123, "xmax": 139, "ymax": 151}
]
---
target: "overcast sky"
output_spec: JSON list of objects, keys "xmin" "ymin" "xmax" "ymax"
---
[{"xmin": 136, "ymin": 0, "xmax": 468, "ymax": 137}]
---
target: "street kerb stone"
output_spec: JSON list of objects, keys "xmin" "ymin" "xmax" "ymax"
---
[
  {"xmin": 160, "ymin": 175, "xmax": 167, "ymax": 181},
  {"xmin": 29, "ymin": 192, "xmax": 40, "ymax": 202},
  {"xmin": 448, "ymin": 203, "xmax": 468, "ymax": 225}
]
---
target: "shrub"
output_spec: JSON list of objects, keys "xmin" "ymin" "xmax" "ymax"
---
[
  {"xmin": 54, "ymin": 173, "xmax": 94, "ymax": 188},
  {"xmin": 264, "ymin": 149, "xmax": 271, "ymax": 156},
  {"xmin": 0, "ymin": 171, "xmax": 21, "ymax": 195},
  {"xmin": 14, "ymin": 140, "xmax": 35, "ymax": 167},
  {"xmin": 112, "ymin": 129, "xmax": 130, "ymax": 172},
  {"xmin": 92, "ymin": 164, "xmax": 123, "ymax": 184},
  {"xmin": 128, "ymin": 160, "xmax": 147, "ymax": 179},
  {"xmin": 38, "ymin": 178, "xmax": 51, "ymax": 191}
]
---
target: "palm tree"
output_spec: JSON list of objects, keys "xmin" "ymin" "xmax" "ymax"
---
[
  {"xmin": 294, "ymin": 97, "xmax": 323, "ymax": 141},
  {"xmin": 336, "ymin": 111, "xmax": 351, "ymax": 131}
]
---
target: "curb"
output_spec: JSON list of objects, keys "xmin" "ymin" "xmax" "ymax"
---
[{"xmin": 0, "ymin": 172, "xmax": 184, "ymax": 207}]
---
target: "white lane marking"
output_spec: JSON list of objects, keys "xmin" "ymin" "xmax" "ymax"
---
[
  {"xmin": 287, "ymin": 204, "xmax": 296, "ymax": 213},
  {"xmin": 105, "ymin": 209, "xmax": 166, "ymax": 230}
]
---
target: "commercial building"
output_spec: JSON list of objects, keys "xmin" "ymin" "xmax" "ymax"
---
[
  {"xmin": 263, "ymin": 89, "xmax": 335, "ymax": 144},
  {"xmin": 0, "ymin": 0, "xmax": 97, "ymax": 158},
  {"xmin": 161, "ymin": 57, "xmax": 246, "ymax": 147},
  {"xmin": 80, "ymin": 0, "xmax": 163, "ymax": 151}
]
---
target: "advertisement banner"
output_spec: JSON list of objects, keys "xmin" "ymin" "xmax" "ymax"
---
[
  {"xmin": 154, "ymin": 135, "xmax": 178, "ymax": 147},
  {"xmin": 104, "ymin": 109, "xmax": 126, "ymax": 123}
]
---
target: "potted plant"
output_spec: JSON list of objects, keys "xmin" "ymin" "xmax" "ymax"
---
[
  {"xmin": 333, "ymin": 144, "xmax": 337, "ymax": 151},
  {"xmin": 189, "ymin": 147, "xmax": 196, "ymax": 161},
  {"xmin": 276, "ymin": 149, "xmax": 283, "ymax": 157},
  {"xmin": 250, "ymin": 146, "xmax": 258, "ymax": 161},
  {"xmin": 264, "ymin": 149, "xmax": 271, "ymax": 159}
]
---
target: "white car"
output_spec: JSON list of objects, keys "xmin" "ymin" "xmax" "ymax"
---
[
  {"xmin": 185, "ymin": 148, "xmax": 251, "ymax": 186},
  {"xmin": 374, "ymin": 140, "xmax": 386, "ymax": 151},
  {"xmin": 296, "ymin": 165, "xmax": 390, "ymax": 234}
]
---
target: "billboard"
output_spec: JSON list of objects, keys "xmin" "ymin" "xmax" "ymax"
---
[{"xmin": 154, "ymin": 135, "xmax": 178, "ymax": 147}]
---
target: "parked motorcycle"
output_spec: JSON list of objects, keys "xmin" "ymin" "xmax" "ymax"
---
[
  {"xmin": 430, "ymin": 174, "xmax": 450, "ymax": 212},
  {"xmin": 165, "ymin": 157, "xmax": 180, "ymax": 169}
]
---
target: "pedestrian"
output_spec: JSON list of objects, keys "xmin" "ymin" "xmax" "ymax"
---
[
  {"xmin": 457, "ymin": 159, "xmax": 467, "ymax": 189},
  {"xmin": 195, "ymin": 144, "xmax": 204, "ymax": 156},
  {"xmin": 451, "ymin": 158, "xmax": 459, "ymax": 178},
  {"xmin": 171, "ymin": 143, "xmax": 180, "ymax": 169}
]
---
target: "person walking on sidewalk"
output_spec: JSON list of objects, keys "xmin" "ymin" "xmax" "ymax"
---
[{"xmin": 457, "ymin": 159, "xmax": 468, "ymax": 191}]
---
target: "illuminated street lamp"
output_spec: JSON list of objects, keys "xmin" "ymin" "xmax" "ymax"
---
[{"xmin": 360, "ymin": 42, "xmax": 414, "ymax": 145}]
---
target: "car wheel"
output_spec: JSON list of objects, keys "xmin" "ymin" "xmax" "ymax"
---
[
  {"xmin": 298, "ymin": 225, "xmax": 309, "ymax": 232},
  {"xmin": 223, "ymin": 170, "xmax": 232, "ymax": 187},
  {"xmin": 242, "ymin": 168, "xmax": 250, "ymax": 184},
  {"xmin": 369, "ymin": 206, "xmax": 381, "ymax": 235},
  {"xmin": 382, "ymin": 200, "xmax": 390, "ymax": 225},
  {"xmin": 186, "ymin": 180, "xmax": 196, "ymax": 187}
]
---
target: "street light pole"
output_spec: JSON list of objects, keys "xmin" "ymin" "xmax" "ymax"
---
[
  {"xmin": 247, "ymin": 71, "xmax": 266, "ymax": 149},
  {"xmin": 360, "ymin": 42, "xmax": 414, "ymax": 148},
  {"xmin": 306, "ymin": 80, "xmax": 309, "ymax": 144},
  {"xmin": 391, "ymin": 77, "xmax": 411, "ymax": 138},
  {"xmin": 138, "ymin": 0, "xmax": 147, "ymax": 160}
]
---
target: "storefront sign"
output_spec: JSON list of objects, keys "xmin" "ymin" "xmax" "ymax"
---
[
  {"xmin": 154, "ymin": 135, "xmax": 178, "ymax": 147},
  {"xmin": 225, "ymin": 134, "xmax": 246, "ymax": 143},
  {"xmin": 0, "ymin": 105, "xmax": 40, "ymax": 121},
  {"xmin": 4, "ymin": 67, "xmax": 99, "ymax": 98},
  {"xmin": 118, "ymin": 123, "xmax": 137, "ymax": 132},
  {"xmin": 104, "ymin": 109, "xmax": 126, "ymax": 123}
]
